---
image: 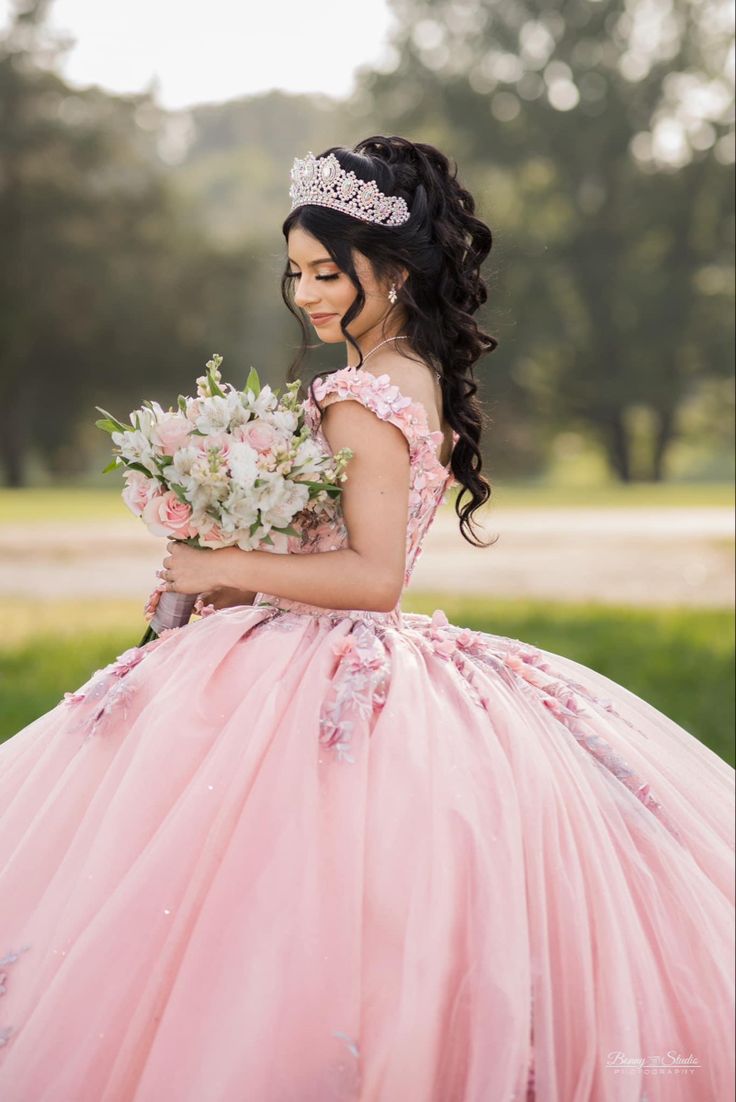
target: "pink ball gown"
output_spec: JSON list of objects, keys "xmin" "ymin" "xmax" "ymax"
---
[{"xmin": 0, "ymin": 365, "xmax": 733, "ymax": 1102}]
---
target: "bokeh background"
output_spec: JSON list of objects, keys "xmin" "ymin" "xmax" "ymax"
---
[{"xmin": 0, "ymin": 0, "xmax": 733, "ymax": 762}]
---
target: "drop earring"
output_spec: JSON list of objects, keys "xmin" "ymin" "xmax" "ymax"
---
[{"xmin": 388, "ymin": 284, "xmax": 398, "ymax": 305}]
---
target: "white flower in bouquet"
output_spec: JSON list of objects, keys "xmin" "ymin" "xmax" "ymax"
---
[
  {"xmin": 220, "ymin": 486, "xmax": 260, "ymax": 538},
  {"xmin": 268, "ymin": 408, "xmax": 300, "ymax": 435},
  {"xmin": 258, "ymin": 473, "xmax": 311, "ymax": 531},
  {"xmin": 194, "ymin": 391, "xmax": 251, "ymax": 435},
  {"xmin": 293, "ymin": 436, "xmax": 328, "ymax": 478},
  {"xmin": 111, "ymin": 428, "xmax": 157, "ymax": 475}
]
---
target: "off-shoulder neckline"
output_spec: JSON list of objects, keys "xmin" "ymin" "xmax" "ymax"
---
[{"xmin": 315, "ymin": 363, "xmax": 458, "ymax": 477}]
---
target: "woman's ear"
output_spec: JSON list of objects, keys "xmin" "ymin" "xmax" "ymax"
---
[{"xmin": 386, "ymin": 266, "xmax": 409, "ymax": 295}]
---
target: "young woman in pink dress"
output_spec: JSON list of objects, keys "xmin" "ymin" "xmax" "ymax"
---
[{"xmin": 0, "ymin": 135, "xmax": 733, "ymax": 1101}]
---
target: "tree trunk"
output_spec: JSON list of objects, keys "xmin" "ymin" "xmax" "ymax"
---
[
  {"xmin": 651, "ymin": 406, "xmax": 676, "ymax": 482},
  {"xmin": 604, "ymin": 410, "xmax": 632, "ymax": 482},
  {"xmin": 0, "ymin": 396, "xmax": 29, "ymax": 487}
]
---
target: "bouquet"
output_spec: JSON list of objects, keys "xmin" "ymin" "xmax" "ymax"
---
[{"xmin": 97, "ymin": 354, "xmax": 352, "ymax": 645}]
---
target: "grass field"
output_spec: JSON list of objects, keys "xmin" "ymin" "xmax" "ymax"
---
[
  {"xmin": 2, "ymin": 595, "xmax": 733, "ymax": 767},
  {"xmin": 1, "ymin": 480, "xmax": 733, "ymax": 525}
]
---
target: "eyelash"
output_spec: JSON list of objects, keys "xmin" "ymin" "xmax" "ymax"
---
[{"xmin": 285, "ymin": 272, "xmax": 339, "ymax": 282}]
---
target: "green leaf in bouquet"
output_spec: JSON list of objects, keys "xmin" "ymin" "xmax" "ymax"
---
[
  {"xmin": 177, "ymin": 395, "xmax": 188, "ymax": 413},
  {"xmin": 244, "ymin": 366, "xmax": 261, "ymax": 398},
  {"xmin": 156, "ymin": 454, "xmax": 174, "ymax": 467},
  {"xmin": 270, "ymin": 524, "xmax": 300, "ymax": 537},
  {"xmin": 95, "ymin": 419, "xmax": 120, "ymax": 434},
  {"xmin": 95, "ymin": 407, "xmax": 131, "ymax": 433},
  {"xmin": 260, "ymin": 532, "xmax": 274, "ymax": 546},
  {"xmin": 101, "ymin": 457, "xmax": 121, "ymax": 474},
  {"xmin": 169, "ymin": 482, "xmax": 190, "ymax": 504},
  {"xmin": 301, "ymin": 480, "xmax": 345, "ymax": 493},
  {"xmin": 248, "ymin": 518, "xmax": 261, "ymax": 536},
  {"xmin": 207, "ymin": 370, "xmax": 225, "ymax": 398},
  {"xmin": 126, "ymin": 461, "xmax": 156, "ymax": 477}
]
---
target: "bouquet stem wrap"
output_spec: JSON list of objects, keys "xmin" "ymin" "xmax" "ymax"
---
[{"xmin": 151, "ymin": 591, "xmax": 197, "ymax": 633}]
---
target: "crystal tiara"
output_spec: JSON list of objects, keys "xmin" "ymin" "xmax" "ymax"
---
[{"xmin": 289, "ymin": 152, "xmax": 411, "ymax": 227}]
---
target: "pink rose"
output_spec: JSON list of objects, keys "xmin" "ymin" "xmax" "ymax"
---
[
  {"xmin": 122, "ymin": 470, "xmax": 158, "ymax": 517},
  {"xmin": 199, "ymin": 521, "xmax": 228, "ymax": 548},
  {"xmin": 142, "ymin": 490, "xmax": 196, "ymax": 538},
  {"xmin": 194, "ymin": 429, "xmax": 232, "ymax": 460},
  {"xmin": 235, "ymin": 421, "xmax": 280, "ymax": 454},
  {"xmin": 150, "ymin": 413, "xmax": 193, "ymax": 456}
]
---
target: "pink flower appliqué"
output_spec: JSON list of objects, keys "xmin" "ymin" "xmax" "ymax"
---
[
  {"xmin": 61, "ymin": 645, "xmax": 151, "ymax": 738},
  {"xmin": 319, "ymin": 622, "xmax": 391, "ymax": 763}
]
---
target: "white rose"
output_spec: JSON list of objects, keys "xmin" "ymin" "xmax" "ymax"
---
[{"xmin": 227, "ymin": 441, "xmax": 259, "ymax": 486}]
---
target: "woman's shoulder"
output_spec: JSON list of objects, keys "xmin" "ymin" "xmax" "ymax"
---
[
  {"xmin": 307, "ymin": 354, "xmax": 441, "ymax": 452},
  {"xmin": 321, "ymin": 352, "xmax": 441, "ymax": 425}
]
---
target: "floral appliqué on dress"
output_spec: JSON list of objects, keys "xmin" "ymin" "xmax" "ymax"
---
[
  {"xmin": 319, "ymin": 621, "xmax": 391, "ymax": 764},
  {"xmin": 411, "ymin": 609, "xmax": 684, "ymax": 847},
  {"xmin": 0, "ymin": 944, "xmax": 31, "ymax": 1049},
  {"xmin": 60, "ymin": 642, "xmax": 161, "ymax": 738}
]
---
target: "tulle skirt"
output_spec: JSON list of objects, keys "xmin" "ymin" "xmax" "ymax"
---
[{"xmin": 0, "ymin": 603, "xmax": 733, "ymax": 1101}]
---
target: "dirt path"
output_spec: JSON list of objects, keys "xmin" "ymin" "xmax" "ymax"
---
[{"xmin": 1, "ymin": 506, "xmax": 733, "ymax": 607}]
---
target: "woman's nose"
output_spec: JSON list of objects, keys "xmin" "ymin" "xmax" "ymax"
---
[{"xmin": 294, "ymin": 276, "xmax": 318, "ymax": 309}]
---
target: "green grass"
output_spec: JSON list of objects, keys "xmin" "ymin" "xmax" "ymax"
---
[
  {"xmin": 1, "ymin": 479, "xmax": 733, "ymax": 525},
  {"xmin": 484, "ymin": 480, "xmax": 735, "ymax": 509},
  {"xmin": 2, "ymin": 596, "xmax": 733, "ymax": 768}
]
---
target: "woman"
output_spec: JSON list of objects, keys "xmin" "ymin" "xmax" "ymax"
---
[{"xmin": 0, "ymin": 135, "xmax": 733, "ymax": 1101}]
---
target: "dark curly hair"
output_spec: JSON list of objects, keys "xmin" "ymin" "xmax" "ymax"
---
[{"xmin": 281, "ymin": 134, "xmax": 499, "ymax": 548}]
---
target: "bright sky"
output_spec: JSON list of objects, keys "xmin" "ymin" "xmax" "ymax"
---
[{"xmin": 0, "ymin": 0, "xmax": 396, "ymax": 108}]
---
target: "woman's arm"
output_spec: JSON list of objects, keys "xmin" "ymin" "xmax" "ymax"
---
[
  {"xmin": 165, "ymin": 399, "xmax": 411, "ymax": 612},
  {"xmin": 197, "ymin": 585, "xmax": 258, "ymax": 610}
]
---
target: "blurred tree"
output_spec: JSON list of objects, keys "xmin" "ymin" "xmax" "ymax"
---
[
  {"xmin": 0, "ymin": 1, "xmax": 268, "ymax": 485},
  {"xmin": 353, "ymin": 0, "xmax": 735, "ymax": 480}
]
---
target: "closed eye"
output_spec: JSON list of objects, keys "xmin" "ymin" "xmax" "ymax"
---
[{"xmin": 285, "ymin": 271, "xmax": 340, "ymax": 281}]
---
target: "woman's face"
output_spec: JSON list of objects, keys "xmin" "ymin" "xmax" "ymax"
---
[{"xmin": 286, "ymin": 225, "xmax": 397, "ymax": 346}]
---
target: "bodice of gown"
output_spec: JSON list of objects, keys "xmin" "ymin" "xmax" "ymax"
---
[{"xmin": 252, "ymin": 365, "xmax": 459, "ymax": 627}]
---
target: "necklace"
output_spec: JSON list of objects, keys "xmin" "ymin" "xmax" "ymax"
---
[
  {"xmin": 360, "ymin": 335, "xmax": 408, "ymax": 363},
  {"xmin": 356, "ymin": 335, "xmax": 442, "ymax": 383}
]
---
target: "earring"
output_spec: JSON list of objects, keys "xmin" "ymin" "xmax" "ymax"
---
[{"xmin": 388, "ymin": 284, "xmax": 398, "ymax": 305}]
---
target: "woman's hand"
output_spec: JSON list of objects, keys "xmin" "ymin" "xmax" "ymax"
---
[{"xmin": 161, "ymin": 540, "xmax": 232, "ymax": 596}]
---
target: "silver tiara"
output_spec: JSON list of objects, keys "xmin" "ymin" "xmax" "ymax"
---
[{"xmin": 289, "ymin": 152, "xmax": 411, "ymax": 227}]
